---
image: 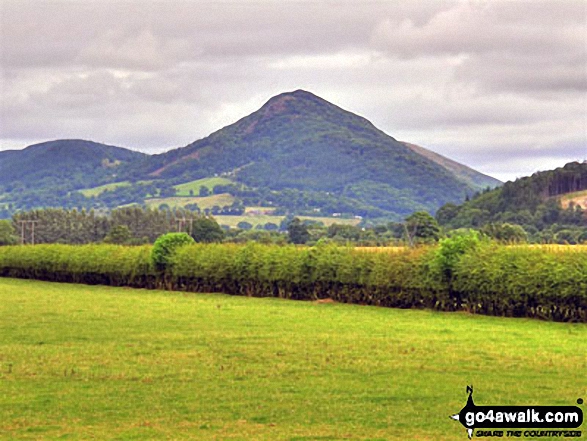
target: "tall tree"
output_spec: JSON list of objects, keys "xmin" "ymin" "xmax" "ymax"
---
[{"xmin": 287, "ymin": 217, "xmax": 310, "ymax": 244}]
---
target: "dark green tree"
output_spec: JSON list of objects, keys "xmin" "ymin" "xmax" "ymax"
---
[
  {"xmin": 287, "ymin": 217, "xmax": 310, "ymax": 244},
  {"xmin": 237, "ymin": 221, "xmax": 253, "ymax": 230},
  {"xmin": 481, "ymin": 223, "xmax": 527, "ymax": 243},
  {"xmin": 404, "ymin": 211, "xmax": 440, "ymax": 245},
  {"xmin": 103, "ymin": 225, "xmax": 133, "ymax": 244},
  {"xmin": 0, "ymin": 220, "xmax": 17, "ymax": 245},
  {"xmin": 191, "ymin": 217, "xmax": 225, "ymax": 243}
]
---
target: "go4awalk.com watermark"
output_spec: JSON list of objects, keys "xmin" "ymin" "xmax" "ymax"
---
[{"xmin": 450, "ymin": 386, "xmax": 584, "ymax": 439}]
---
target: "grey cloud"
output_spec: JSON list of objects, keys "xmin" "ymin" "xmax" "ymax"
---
[
  {"xmin": 371, "ymin": 1, "xmax": 584, "ymax": 57},
  {"xmin": 370, "ymin": 1, "xmax": 586, "ymax": 94},
  {"xmin": 455, "ymin": 54, "xmax": 587, "ymax": 93},
  {"xmin": 1, "ymin": 0, "xmax": 585, "ymax": 182}
]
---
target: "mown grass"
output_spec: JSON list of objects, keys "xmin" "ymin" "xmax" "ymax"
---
[{"xmin": 0, "ymin": 278, "xmax": 585, "ymax": 440}]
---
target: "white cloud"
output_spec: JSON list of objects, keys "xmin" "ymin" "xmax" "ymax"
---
[{"xmin": 0, "ymin": 0, "xmax": 585, "ymax": 181}]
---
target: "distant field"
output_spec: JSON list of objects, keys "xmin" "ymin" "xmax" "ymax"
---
[
  {"xmin": 559, "ymin": 189, "xmax": 587, "ymax": 209},
  {"xmin": 0, "ymin": 278, "xmax": 584, "ymax": 440},
  {"xmin": 356, "ymin": 244, "xmax": 587, "ymax": 253},
  {"xmin": 354, "ymin": 246, "xmax": 407, "ymax": 252},
  {"xmin": 214, "ymin": 214, "xmax": 282, "ymax": 228},
  {"xmin": 78, "ymin": 181, "xmax": 132, "ymax": 197},
  {"xmin": 511, "ymin": 244, "xmax": 587, "ymax": 252},
  {"xmin": 298, "ymin": 215, "xmax": 361, "ymax": 227},
  {"xmin": 214, "ymin": 214, "xmax": 361, "ymax": 228},
  {"xmin": 244, "ymin": 206, "xmax": 277, "ymax": 214},
  {"xmin": 174, "ymin": 177, "xmax": 233, "ymax": 197},
  {"xmin": 79, "ymin": 181, "xmax": 154, "ymax": 197},
  {"xmin": 145, "ymin": 193, "xmax": 235, "ymax": 210}
]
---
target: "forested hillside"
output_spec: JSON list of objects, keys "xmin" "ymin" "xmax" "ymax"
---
[
  {"xmin": 0, "ymin": 90, "xmax": 501, "ymax": 221},
  {"xmin": 436, "ymin": 162, "xmax": 587, "ymax": 243},
  {"xmin": 127, "ymin": 90, "xmax": 482, "ymax": 218}
]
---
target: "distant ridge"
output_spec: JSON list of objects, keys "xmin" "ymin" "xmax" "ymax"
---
[
  {"xmin": 0, "ymin": 139, "xmax": 145, "ymax": 186},
  {"xmin": 401, "ymin": 142, "xmax": 501, "ymax": 191},
  {"xmin": 0, "ymin": 91, "xmax": 503, "ymax": 219},
  {"xmin": 127, "ymin": 89, "xmax": 497, "ymax": 217}
]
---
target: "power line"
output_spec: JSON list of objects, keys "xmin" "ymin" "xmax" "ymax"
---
[{"xmin": 18, "ymin": 220, "xmax": 39, "ymax": 245}]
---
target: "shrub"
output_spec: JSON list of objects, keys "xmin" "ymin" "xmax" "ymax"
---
[
  {"xmin": 432, "ymin": 229, "xmax": 486, "ymax": 282},
  {"xmin": 151, "ymin": 233, "xmax": 195, "ymax": 271}
]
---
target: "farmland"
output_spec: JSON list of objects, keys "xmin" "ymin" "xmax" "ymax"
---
[
  {"xmin": 78, "ymin": 181, "xmax": 132, "ymax": 197},
  {"xmin": 0, "ymin": 277, "xmax": 585, "ymax": 440},
  {"xmin": 560, "ymin": 189, "xmax": 587, "ymax": 210},
  {"xmin": 214, "ymin": 214, "xmax": 361, "ymax": 229},
  {"xmin": 144, "ymin": 193, "xmax": 235, "ymax": 210},
  {"xmin": 173, "ymin": 177, "xmax": 233, "ymax": 196}
]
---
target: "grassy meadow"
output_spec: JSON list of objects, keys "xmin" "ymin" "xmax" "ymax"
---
[
  {"xmin": 0, "ymin": 278, "xmax": 585, "ymax": 440},
  {"xmin": 173, "ymin": 177, "xmax": 233, "ymax": 197},
  {"xmin": 144, "ymin": 193, "xmax": 236, "ymax": 210},
  {"xmin": 214, "ymin": 215, "xmax": 360, "ymax": 229},
  {"xmin": 78, "ymin": 181, "xmax": 132, "ymax": 197}
]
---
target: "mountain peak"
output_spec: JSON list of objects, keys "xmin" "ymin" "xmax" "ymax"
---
[
  {"xmin": 259, "ymin": 89, "xmax": 325, "ymax": 115},
  {"xmin": 272, "ymin": 89, "xmax": 320, "ymax": 100}
]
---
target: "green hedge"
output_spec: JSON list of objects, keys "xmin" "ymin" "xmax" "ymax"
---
[
  {"xmin": 0, "ymin": 244, "xmax": 156, "ymax": 288},
  {"xmin": 452, "ymin": 245, "xmax": 587, "ymax": 321},
  {"xmin": 169, "ymin": 243, "xmax": 447, "ymax": 308},
  {"xmin": 0, "ymin": 243, "xmax": 585, "ymax": 322}
]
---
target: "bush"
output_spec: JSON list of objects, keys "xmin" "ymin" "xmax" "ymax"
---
[
  {"xmin": 151, "ymin": 233, "xmax": 195, "ymax": 271},
  {"xmin": 432, "ymin": 229, "xmax": 486, "ymax": 282}
]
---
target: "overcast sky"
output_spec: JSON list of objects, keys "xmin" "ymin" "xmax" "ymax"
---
[{"xmin": 1, "ymin": 0, "xmax": 585, "ymax": 182}]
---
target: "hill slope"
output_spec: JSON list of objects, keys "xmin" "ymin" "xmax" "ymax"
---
[
  {"xmin": 0, "ymin": 91, "xmax": 503, "ymax": 220},
  {"xmin": 130, "ymin": 90, "xmax": 489, "ymax": 217},
  {"xmin": 0, "ymin": 139, "xmax": 145, "ymax": 187},
  {"xmin": 401, "ymin": 142, "xmax": 501, "ymax": 191},
  {"xmin": 436, "ymin": 161, "xmax": 587, "ymax": 240}
]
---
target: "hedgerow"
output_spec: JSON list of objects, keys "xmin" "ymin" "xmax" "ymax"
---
[
  {"xmin": 0, "ymin": 242, "xmax": 585, "ymax": 322},
  {"xmin": 0, "ymin": 244, "xmax": 155, "ymax": 287},
  {"xmin": 451, "ymin": 245, "xmax": 587, "ymax": 321}
]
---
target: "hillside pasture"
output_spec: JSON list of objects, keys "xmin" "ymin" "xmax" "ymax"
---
[
  {"xmin": 144, "ymin": 193, "xmax": 235, "ymax": 210},
  {"xmin": 214, "ymin": 214, "xmax": 361, "ymax": 228},
  {"xmin": 78, "ymin": 181, "xmax": 132, "ymax": 197},
  {"xmin": 173, "ymin": 177, "xmax": 233, "ymax": 196},
  {"xmin": 0, "ymin": 278, "xmax": 584, "ymax": 440},
  {"xmin": 78, "ymin": 181, "xmax": 155, "ymax": 198},
  {"xmin": 559, "ymin": 189, "xmax": 587, "ymax": 209}
]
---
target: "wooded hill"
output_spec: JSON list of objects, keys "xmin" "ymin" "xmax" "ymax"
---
[
  {"xmin": 436, "ymin": 161, "xmax": 587, "ymax": 243},
  {"xmin": 0, "ymin": 90, "xmax": 500, "ymax": 221}
]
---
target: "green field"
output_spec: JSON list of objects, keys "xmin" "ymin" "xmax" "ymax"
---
[
  {"xmin": 78, "ymin": 181, "xmax": 155, "ymax": 198},
  {"xmin": 0, "ymin": 278, "xmax": 584, "ymax": 440},
  {"xmin": 174, "ymin": 177, "xmax": 233, "ymax": 197},
  {"xmin": 215, "ymin": 214, "xmax": 361, "ymax": 228},
  {"xmin": 78, "ymin": 181, "xmax": 132, "ymax": 197},
  {"xmin": 145, "ymin": 193, "xmax": 235, "ymax": 210}
]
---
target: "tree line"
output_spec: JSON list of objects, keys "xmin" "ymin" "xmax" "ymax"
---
[
  {"xmin": 1, "ymin": 204, "xmax": 585, "ymax": 247},
  {"xmin": 1, "ymin": 207, "xmax": 224, "ymax": 246}
]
